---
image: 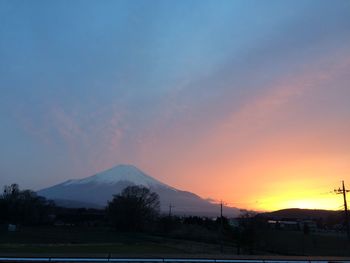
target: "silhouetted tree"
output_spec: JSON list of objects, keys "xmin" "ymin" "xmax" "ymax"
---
[
  {"xmin": 107, "ymin": 186, "xmax": 160, "ymax": 231},
  {"xmin": 3, "ymin": 184, "xmax": 20, "ymax": 199},
  {"xmin": 0, "ymin": 184, "xmax": 55, "ymax": 225}
]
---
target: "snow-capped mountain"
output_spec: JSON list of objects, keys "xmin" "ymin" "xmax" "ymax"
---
[
  {"xmin": 60, "ymin": 165, "xmax": 174, "ymax": 189},
  {"xmin": 38, "ymin": 164, "xmax": 240, "ymax": 217}
]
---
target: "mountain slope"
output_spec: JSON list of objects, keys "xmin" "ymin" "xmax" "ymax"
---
[
  {"xmin": 38, "ymin": 164, "xmax": 240, "ymax": 217},
  {"xmin": 257, "ymin": 208, "xmax": 342, "ymax": 220}
]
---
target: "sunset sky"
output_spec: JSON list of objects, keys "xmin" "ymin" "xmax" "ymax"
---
[{"xmin": 1, "ymin": 0, "xmax": 350, "ymax": 211}]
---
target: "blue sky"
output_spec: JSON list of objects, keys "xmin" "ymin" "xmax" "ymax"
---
[{"xmin": 1, "ymin": 0, "xmax": 350, "ymax": 209}]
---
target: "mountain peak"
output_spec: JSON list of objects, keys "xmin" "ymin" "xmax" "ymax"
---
[
  {"xmin": 62, "ymin": 164, "xmax": 170, "ymax": 188},
  {"xmin": 38, "ymin": 164, "xmax": 240, "ymax": 216}
]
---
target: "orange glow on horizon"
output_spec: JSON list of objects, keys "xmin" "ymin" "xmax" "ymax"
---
[
  {"xmin": 220, "ymin": 163, "xmax": 348, "ymax": 212},
  {"xmin": 251, "ymin": 191, "xmax": 342, "ymax": 212}
]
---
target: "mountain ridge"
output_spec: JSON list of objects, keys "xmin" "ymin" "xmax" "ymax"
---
[
  {"xmin": 38, "ymin": 164, "xmax": 240, "ymax": 217},
  {"xmin": 257, "ymin": 208, "xmax": 342, "ymax": 220}
]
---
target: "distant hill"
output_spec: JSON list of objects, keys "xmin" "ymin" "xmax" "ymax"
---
[
  {"xmin": 38, "ymin": 164, "xmax": 240, "ymax": 217},
  {"xmin": 257, "ymin": 208, "xmax": 342, "ymax": 221}
]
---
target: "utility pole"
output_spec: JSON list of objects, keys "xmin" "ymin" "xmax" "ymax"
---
[
  {"xmin": 334, "ymin": 180, "xmax": 350, "ymax": 240},
  {"xmin": 342, "ymin": 181, "xmax": 350, "ymax": 241},
  {"xmin": 168, "ymin": 204, "xmax": 173, "ymax": 217},
  {"xmin": 220, "ymin": 201, "xmax": 223, "ymax": 253}
]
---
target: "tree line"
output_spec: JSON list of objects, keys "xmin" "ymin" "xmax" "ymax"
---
[
  {"xmin": 1, "ymin": 183, "xmax": 349, "ymax": 255},
  {"xmin": 0, "ymin": 184, "xmax": 230, "ymax": 230},
  {"xmin": 0, "ymin": 184, "xmax": 55, "ymax": 225},
  {"xmin": 0, "ymin": 183, "xmax": 250, "ymax": 250}
]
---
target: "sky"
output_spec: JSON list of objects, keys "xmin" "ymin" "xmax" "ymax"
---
[{"xmin": 1, "ymin": 0, "xmax": 350, "ymax": 211}]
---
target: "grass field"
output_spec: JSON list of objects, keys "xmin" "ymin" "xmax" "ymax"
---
[
  {"xmin": 256, "ymin": 229, "xmax": 350, "ymax": 256},
  {"xmin": 0, "ymin": 226, "xmax": 153, "ymax": 244},
  {"xmin": 0, "ymin": 243, "xmax": 185, "ymax": 254},
  {"xmin": 0, "ymin": 226, "xmax": 234, "ymax": 255},
  {"xmin": 1, "ymin": 226, "xmax": 350, "ymax": 256}
]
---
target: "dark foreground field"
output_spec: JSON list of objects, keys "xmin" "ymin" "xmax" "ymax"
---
[
  {"xmin": 255, "ymin": 229, "xmax": 350, "ymax": 256},
  {"xmin": 0, "ymin": 226, "xmax": 235, "ymax": 255},
  {"xmin": 1, "ymin": 226, "xmax": 350, "ymax": 257}
]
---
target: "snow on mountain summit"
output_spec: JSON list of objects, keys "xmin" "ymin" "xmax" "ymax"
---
[{"xmin": 62, "ymin": 164, "xmax": 171, "ymax": 188}]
